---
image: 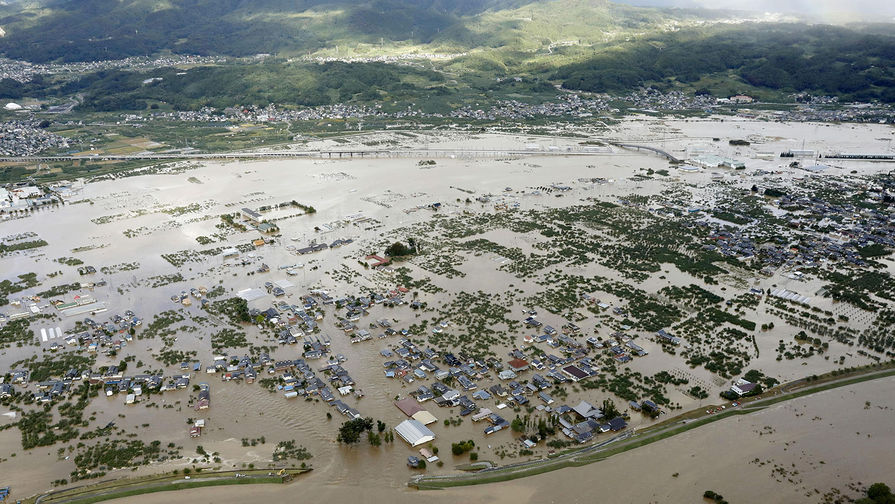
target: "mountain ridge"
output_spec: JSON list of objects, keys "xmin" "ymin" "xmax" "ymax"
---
[{"xmin": 0, "ymin": 0, "xmax": 723, "ymax": 62}]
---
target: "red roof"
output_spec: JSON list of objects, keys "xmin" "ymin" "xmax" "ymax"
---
[
  {"xmin": 508, "ymin": 358, "xmax": 529, "ymax": 370},
  {"xmin": 395, "ymin": 398, "xmax": 424, "ymax": 417},
  {"xmin": 364, "ymin": 254, "xmax": 390, "ymax": 267}
]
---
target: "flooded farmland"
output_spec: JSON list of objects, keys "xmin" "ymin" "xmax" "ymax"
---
[{"xmin": 1, "ymin": 120, "xmax": 894, "ymax": 502}]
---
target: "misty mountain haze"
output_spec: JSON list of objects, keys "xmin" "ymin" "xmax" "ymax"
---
[{"xmin": 616, "ymin": 0, "xmax": 895, "ymax": 23}]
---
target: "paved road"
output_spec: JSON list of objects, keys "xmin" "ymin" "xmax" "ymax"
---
[
  {"xmin": 611, "ymin": 142, "xmax": 681, "ymax": 162},
  {"xmin": 0, "ymin": 148, "xmax": 614, "ymax": 163},
  {"xmin": 34, "ymin": 473, "xmax": 280, "ymax": 504}
]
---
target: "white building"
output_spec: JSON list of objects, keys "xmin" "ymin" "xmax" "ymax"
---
[
  {"xmin": 395, "ymin": 419, "xmax": 435, "ymax": 447},
  {"xmin": 11, "ymin": 186, "xmax": 40, "ymax": 199}
]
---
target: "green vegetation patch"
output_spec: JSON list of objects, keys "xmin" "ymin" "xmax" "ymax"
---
[
  {"xmin": 0, "ymin": 272, "xmax": 40, "ymax": 306},
  {"xmin": 0, "ymin": 240, "xmax": 48, "ymax": 257}
]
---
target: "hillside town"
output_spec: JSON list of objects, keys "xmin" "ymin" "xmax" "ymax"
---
[{"xmin": 0, "ymin": 55, "xmax": 228, "ymax": 84}]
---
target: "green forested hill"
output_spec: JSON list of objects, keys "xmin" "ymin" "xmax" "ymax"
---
[
  {"xmin": 0, "ymin": 0, "xmax": 894, "ymax": 105},
  {"xmin": 551, "ymin": 24, "xmax": 895, "ymax": 102},
  {"xmin": 0, "ymin": 0, "xmax": 699, "ymax": 62}
]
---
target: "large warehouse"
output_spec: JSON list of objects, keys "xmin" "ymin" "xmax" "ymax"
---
[{"xmin": 394, "ymin": 419, "xmax": 435, "ymax": 447}]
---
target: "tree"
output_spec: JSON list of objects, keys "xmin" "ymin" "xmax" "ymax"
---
[
  {"xmin": 857, "ymin": 483, "xmax": 895, "ymax": 504},
  {"xmin": 703, "ymin": 490, "xmax": 726, "ymax": 503},
  {"xmin": 601, "ymin": 398, "xmax": 620, "ymax": 419},
  {"xmin": 337, "ymin": 417, "xmax": 374, "ymax": 444},
  {"xmin": 337, "ymin": 422, "xmax": 361, "ymax": 444},
  {"xmin": 720, "ymin": 390, "xmax": 738, "ymax": 401},
  {"xmin": 385, "ymin": 241, "xmax": 413, "ymax": 257},
  {"xmin": 536, "ymin": 418, "xmax": 555, "ymax": 438},
  {"xmin": 868, "ymin": 483, "xmax": 893, "ymax": 500},
  {"xmin": 451, "ymin": 440, "xmax": 475, "ymax": 455}
]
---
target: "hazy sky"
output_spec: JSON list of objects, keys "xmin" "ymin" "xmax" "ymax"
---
[{"xmin": 618, "ymin": 0, "xmax": 895, "ymax": 22}]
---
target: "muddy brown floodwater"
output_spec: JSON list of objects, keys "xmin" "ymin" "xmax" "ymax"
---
[
  {"xmin": 1, "ymin": 122, "xmax": 894, "ymax": 502},
  {"xmin": 95, "ymin": 377, "xmax": 895, "ymax": 504}
]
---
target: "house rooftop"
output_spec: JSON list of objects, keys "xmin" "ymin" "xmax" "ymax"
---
[
  {"xmin": 395, "ymin": 397, "xmax": 424, "ymax": 417},
  {"xmin": 507, "ymin": 358, "xmax": 529, "ymax": 371},
  {"xmin": 242, "ymin": 207, "xmax": 262, "ymax": 220}
]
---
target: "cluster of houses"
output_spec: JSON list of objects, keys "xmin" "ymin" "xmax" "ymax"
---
[
  {"xmin": 768, "ymin": 102, "xmax": 893, "ymax": 123},
  {"xmin": 231, "ymin": 287, "xmax": 651, "ymax": 448},
  {"xmin": 117, "ymin": 82, "xmax": 890, "ymax": 128},
  {"xmin": 1, "ymin": 276, "xmax": 672, "ymax": 454},
  {"xmin": 775, "ymin": 193, "xmax": 895, "ymax": 257},
  {"xmin": 373, "ymin": 324, "xmax": 641, "ymax": 445},
  {"xmin": 0, "ymin": 343, "xmax": 385, "ymax": 409},
  {"xmin": 621, "ymin": 88, "xmax": 718, "ymax": 112},
  {"xmin": 0, "ymin": 122, "xmax": 70, "ymax": 158},
  {"xmin": 699, "ymin": 225, "xmax": 759, "ymax": 262},
  {"xmin": 0, "ymin": 54, "xmax": 225, "ymax": 84},
  {"xmin": 208, "ymin": 353, "xmax": 269, "ymax": 382},
  {"xmin": 552, "ymin": 400, "xmax": 629, "ymax": 443},
  {"xmin": 255, "ymin": 288, "xmax": 413, "ymax": 348},
  {"xmin": 694, "ymin": 182, "xmax": 895, "ymax": 276},
  {"xmin": 171, "ymin": 286, "xmax": 210, "ymax": 307},
  {"xmin": 382, "ymin": 336, "xmax": 599, "ymax": 402},
  {"xmin": 699, "ymin": 218, "xmax": 874, "ymax": 274},
  {"xmin": 229, "ymin": 353, "xmax": 365, "ymax": 421},
  {"xmin": 193, "ymin": 343, "xmax": 363, "ymax": 417},
  {"xmin": 0, "ymin": 365, "xmax": 197, "ymax": 405},
  {"xmin": 587, "ymin": 332, "xmax": 649, "ymax": 364},
  {"xmin": 27, "ymin": 311, "xmax": 142, "ymax": 352},
  {"xmin": 3, "ymin": 275, "xmax": 667, "ymax": 452}
]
